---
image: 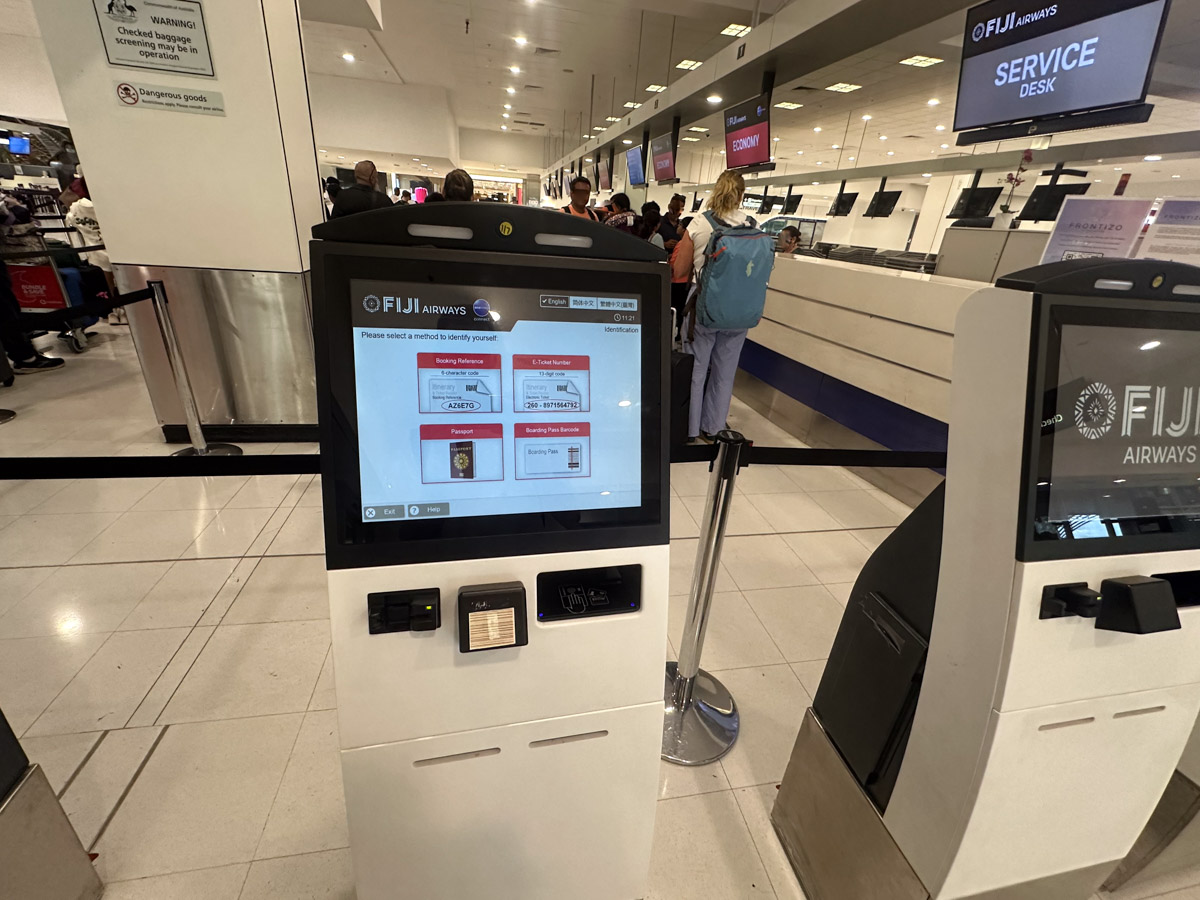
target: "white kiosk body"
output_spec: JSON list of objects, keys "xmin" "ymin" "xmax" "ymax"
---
[
  {"xmin": 311, "ymin": 205, "xmax": 670, "ymax": 900},
  {"xmin": 775, "ymin": 259, "xmax": 1200, "ymax": 900}
]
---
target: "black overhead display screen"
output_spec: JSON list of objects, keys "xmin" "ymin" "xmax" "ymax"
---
[
  {"xmin": 1025, "ymin": 301, "xmax": 1200, "ymax": 558},
  {"xmin": 955, "ymin": 0, "xmax": 1169, "ymax": 132}
]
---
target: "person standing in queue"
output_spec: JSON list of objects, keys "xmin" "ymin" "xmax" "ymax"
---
[
  {"xmin": 603, "ymin": 193, "xmax": 638, "ymax": 233},
  {"xmin": 330, "ymin": 160, "xmax": 392, "ymax": 219},
  {"xmin": 673, "ymin": 170, "xmax": 775, "ymax": 443},
  {"xmin": 658, "ymin": 193, "xmax": 687, "ymax": 251},
  {"xmin": 776, "ymin": 225, "xmax": 801, "ymax": 254},
  {"xmin": 638, "ymin": 201, "xmax": 665, "ymax": 249},
  {"xmin": 443, "ymin": 169, "xmax": 475, "ymax": 201},
  {"xmin": 561, "ymin": 176, "xmax": 599, "ymax": 221}
]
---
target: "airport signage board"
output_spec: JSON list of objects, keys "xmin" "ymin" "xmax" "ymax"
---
[
  {"xmin": 1039, "ymin": 196, "xmax": 1153, "ymax": 264},
  {"xmin": 93, "ymin": 0, "xmax": 215, "ymax": 78},
  {"xmin": 723, "ymin": 94, "xmax": 771, "ymax": 169},
  {"xmin": 954, "ymin": 0, "xmax": 1168, "ymax": 132}
]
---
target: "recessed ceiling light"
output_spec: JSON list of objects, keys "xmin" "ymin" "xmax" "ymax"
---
[
  {"xmin": 514, "ymin": 36, "xmax": 528, "ymax": 45},
  {"xmin": 509, "ymin": 65, "xmax": 521, "ymax": 74},
  {"xmin": 592, "ymin": 125, "xmax": 604, "ymax": 130},
  {"xmin": 719, "ymin": 150, "xmax": 725, "ymax": 154},
  {"xmin": 773, "ymin": 137, "xmax": 780, "ymax": 142},
  {"xmin": 721, "ymin": 23, "xmax": 751, "ymax": 36},
  {"xmin": 706, "ymin": 95, "xmax": 722, "ymax": 104},
  {"xmin": 879, "ymin": 135, "xmax": 888, "ymax": 140},
  {"xmin": 832, "ymin": 144, "xmax": 840, "ymax": 149},
  {"xmin": 681, "ymin": 136, "xmax": 699, "ymax": 141},
  {"xmin": 1145, "ymin": 155, "xmax": 1162, "ymax": 161},
  {"xmin": 622, "ymin": 139, "xmax": 633, "ymax": 144},
  {"xmin": 501, "ymin": 125, "xmax": 508, "ymax": 130},
  {"xmin": 506, "ymin": 87, "xmax": 516, "ymax": 94},
  {"xmin": 1173, "ymin": 174, "xmax": 1182, "ymax": 178},
  {"xmin": 624, "ymin": 101, "xmax": 642, "ymax": 109},
  {"xmin": 645, "ymin": 84, "xmax": 666, "ymax": 93},
  {"xmin": 848, "ymin": 156, "xmax": 855, "ymax": 161},
  {"xmin": 935, "ymin": 125, "xmax": 946, "ymax": 131},
  {"xmin": 812, "ymin": 181, "xmax": 820, "ymax": 185},
  {"xmin": 814, "ymin": 126, "xmax": 822, "ymax": 133},
  {"xmin": 503, "ymin": 104, "xmax": 512, "ymax": 110},
  {"xmin": 796, "ymin": 150, "xmax": 804, "ymax": 155},
  {"xmin": 774, "ymin": 101, "xmax": 804, "ymax": 110},
  {"xmin": 1115, "ymin": 167, "xmax": 1123, "ymax": 171},
  {"xmin": 927, "ymin": 98, "xmax": 940, "ymax": 106},
  {"xmin": 606, "ymin": 116, "xmax": 621, "ymax": 122},
  {"xmin": 899, "ymin": 55, "xmax": 944, "ymax": 67},
  {"xmin": 319, "ymin": 149, "xmax": 326, "ymax": 153},
  {"xmin": 688, "ymin": 126, "xmax": 709, "ymax": 133},
  {"xmin": 1095, "ymin": 178, "xmax": 1102, "ymax": 182},
  {"xmin": 816, "ymin": 161, "xmax": 823, "ymax": 165},
  {"xmin": 826, "ymin": 82, "xmax": 862, "ymax": 93},
  {"xmin": 770, "ymin": 156, "xmax": 776, "ymax": 162},
  {"xmin": 585, "ymin": 157, "xmax": 592, "ymax": 162},
  {"xmin": 940, "ymin": 143, "xmax": 949, "ymax": 149},
  {"xmin": 861, "ymin": 114, "xmax": 872, "ymax": 121},
  {"xmin": 338, "ymin": 155, "xmax": 345, "ymax": 159},
  {"xmin": 342, "ymin": 52, "xmax": 355, "ymax": 62},
  {"xmin": 503, "ymin": 113, "xmax": 510, "ymax": 118},
  {"xmin": 921, "ymin": 173, "xmax": 932, "ymax": 177},
  {"xmin": 676, "ymin": 59, "xmax": 703, "ymax": 70}
]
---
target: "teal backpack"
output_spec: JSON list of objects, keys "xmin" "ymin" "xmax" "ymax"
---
[{"xmin": 696, "ymin": 211, "xmax": 776, "ymax": 330}]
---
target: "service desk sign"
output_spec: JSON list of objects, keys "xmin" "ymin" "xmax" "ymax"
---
[
  {"xmin": 92, "ymin": 0, "xmax": 214, "ymax": 78},
  {"xmin": 954, "ymin": 0, "xmax": 1168, "ymax": 132},
  {"xmin": 1039, "ymin": 196, "xmax": 1152, "ymax": 264}
]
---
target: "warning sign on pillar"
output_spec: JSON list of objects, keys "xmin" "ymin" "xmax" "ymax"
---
[{"xmin": 92, "ymin": 0, "xmax": 215, "ymax": 78}]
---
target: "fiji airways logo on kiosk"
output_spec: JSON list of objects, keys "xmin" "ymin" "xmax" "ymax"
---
[
  {"xmin": 972, "ymin": 4, "xmax": 1058, "ymax": 42},
  {"xmin": 1074, "ymin": 381, "xmax": 1200, "ymax": 465},
  {"xmin": 361, "ymin": 294, "xmax": 469, "ymax": 316}
]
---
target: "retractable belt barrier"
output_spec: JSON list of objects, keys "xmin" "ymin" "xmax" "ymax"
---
[{"xmin": 15, "ymin": 284, "xmax": 152, "ymax": 331}]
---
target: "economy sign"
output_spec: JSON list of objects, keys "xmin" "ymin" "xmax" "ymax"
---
[
  {"xmin": 723, "ymin": 94, "xmax": 770, "ymax": 169},
  {"xmin": 650, "ymin": 134, "xmax": 676, "ymax": 182},
  {"xmin": 954, "ymin": 0, "xmax": 1168, "ymax": 132}
]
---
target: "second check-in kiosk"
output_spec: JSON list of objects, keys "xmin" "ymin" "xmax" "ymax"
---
[
  {"xmin": 775, "ymin": 259, "xmax": 1200, "ymax": 899},
  {"xmin": 311, "ymin": 204, "xmax": 669, "ymax": 900}
]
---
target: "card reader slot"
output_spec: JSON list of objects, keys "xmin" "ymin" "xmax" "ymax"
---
[
  {"xmin": 529, "ymin": 730, "xmax": 609, "ymax": 749},
  {"xmin": 412, "ymin": 747, "xmax": 501, "ymax": 767}
]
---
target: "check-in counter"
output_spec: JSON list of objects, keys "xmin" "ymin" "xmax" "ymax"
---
[{"xmin": 737, "ymin": 255, "xmax": 983, "ymax": 501}]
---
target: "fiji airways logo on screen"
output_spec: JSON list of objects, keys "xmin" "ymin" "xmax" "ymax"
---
[
  {"xmin": 972, "ymin": 4, "xmax": 1058, "ymax": 42},
  {"xmin": 1074, "ymin": 381, "xmax": 1200, "ymax": 465},
  {"xmin": 361, "ymin": 294, "xmax": 468, "ymax": 315}
]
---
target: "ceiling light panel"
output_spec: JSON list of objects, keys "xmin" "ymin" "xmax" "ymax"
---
[
  {"xmin": 774, "ymin": 101, "xmax": 804, "ymax": 110},
  {"xmin": 606, "ymin": 116, "xmax": 621, "ymax": 122},
  {"xmin": 688, "ymin": 126, "xmax": 709, "ymax": 132},
  {"xmin": 623, "ymin": 101, "xmax": 642, "ymax": 109},
  {"xmin": 721, "ymin": 24, "xmax": 752, "ymax": 36},
  {"xmin": 676, "ymin": 59, "xmax": 702, "ymax": 70},
  {"xmin": 899, "ymin": 55, "xmax": 943, "ymax": 67},
  {"xmin": 645, "ymin": 84, "xmax": 666, "ymax": 93},
  {"xmin": 680, "ymin": 136, "xmax": 700, "ymax": 142},
  {"xmin": 825, "ymin": 83, "xmax": 863, "ymax": 93}
]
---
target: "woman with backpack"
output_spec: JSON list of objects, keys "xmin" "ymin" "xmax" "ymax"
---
[{"xmin": 672, "ymin": 170, "xmax": 776, "ymax": 443}]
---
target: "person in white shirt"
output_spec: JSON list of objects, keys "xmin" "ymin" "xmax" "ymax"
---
[
  {"xmin": 672, "ymin": 170, "xmax": 752, "ymax": 442},
  {"xmin": 64, "ymin": 181, "xmax": 122, "ymax": 323}
]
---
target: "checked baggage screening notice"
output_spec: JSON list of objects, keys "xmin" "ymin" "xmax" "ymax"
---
[{"xmin": 351, "ymin": 281, "xmax": 642, "ymax": 521}]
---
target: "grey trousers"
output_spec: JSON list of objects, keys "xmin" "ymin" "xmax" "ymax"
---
[{"xmin": 688, "ymin": 322, "xmax": 748, "ymax": 437}]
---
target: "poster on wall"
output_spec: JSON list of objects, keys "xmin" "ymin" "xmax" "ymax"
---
[
  {"xmin": 1039, "ymin": 196, "xmax": 1153, "ymax": 264},
  {"xmin": 1136, "ymin": 199, "xmax": 1200, "ymax": 263},
  {"xmin": 92, "ymin": 0, "xmax": 215, "ymax": 78}
]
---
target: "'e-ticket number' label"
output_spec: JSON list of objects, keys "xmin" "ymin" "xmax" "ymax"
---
[{"xmin": 513, "ymin": 355, "xmax": 590, "ymax": 412}]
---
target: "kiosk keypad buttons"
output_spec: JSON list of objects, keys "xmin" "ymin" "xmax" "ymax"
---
[
  {"xmin": 368, "ymin": 589, "xmax": 442, "ymax": 634},
  {"xmin": 458, "ymin": 582, "xmax": 529, "ymax": 652}
]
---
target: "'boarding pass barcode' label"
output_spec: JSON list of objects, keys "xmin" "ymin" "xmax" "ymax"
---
[{"xmin": 468, "ymin": 608, "xmax": 516, "ymax": 650}]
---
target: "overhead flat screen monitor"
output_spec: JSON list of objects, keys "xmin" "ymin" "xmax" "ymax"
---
[
  {"xmin": 724, "ymin": 93, "xmax": 771, "ymax": 169},
  {"xmin": 598, "ymin": 156, "xmax": 612, "ymax": 191},
  {"xmin": 1020, "ymin": 182, "xmax": 1090, "ymax": 221},
  {"xmin": 864, "ymin": 190, "xmax": 903, "ymax": 218},
  {"xmin": 7, "ymin": 136, "xmax": 30, "ymax": 155},
  {"xmin": 625, "ymin": 147, "xmax": 646, "ymax": 187},
  {"xmin": 692, "ymin": 196, "xmax": 703, "ymax": 213},
  {"xmin": 828, "ymin": 193, "xmax": 858, "ymax": 217},
  {"xmin": 955, "ymin": 0, "xmax": 1169, "ymax": 132},
  {"xmin": 650, "ymin": 134, "xmax": 676, "ymax": 182},
  {"xmin": 1024, "ymin": 301, "xmax": 1200, "ymax": 559},
  {"xmin": 784, "ymin": 195, "xmax": 803, "ymax": 215},
  {"xmin": 947, "ymin": 186, "xmax": 1002, "ymax": 219}
]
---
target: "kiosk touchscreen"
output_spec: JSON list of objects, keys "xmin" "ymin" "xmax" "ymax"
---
[
  {"xmin": 312, "ymin": 204, "xmax": 670, "ymax": 900},
  {"xmin": 774, "ymin": 260, "xmax": 1200, "ymax": 900}
]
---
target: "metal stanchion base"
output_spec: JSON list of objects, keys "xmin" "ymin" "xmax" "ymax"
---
[
  {"xmin": 172, "ymin": 443, "xmax": 243, "ymax": 457},
  {"xmin": 662, "ymin": 661, "xmax": 739, "ymax": 765},
  {"xmin": 0, "ymin": 410, "xmax": 15, "ymax": 426}
]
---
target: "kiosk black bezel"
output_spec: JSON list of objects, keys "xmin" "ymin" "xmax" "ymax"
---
[
  {"xmin": 1019, "ymin": 294, "xmax": 1200, "ymax": 561},
  {"xmin": 314, "ymin": 242, "xmax": 670, "ymax": 570}
]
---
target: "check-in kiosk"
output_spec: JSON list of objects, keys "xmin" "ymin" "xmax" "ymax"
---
[
  {"xmin": 774, "ymin": 259, "xmax": 1200, "ymax": 900},
  {"xmin": 311, "ymin": 204, "xmax": 669, "ymax": 900}
]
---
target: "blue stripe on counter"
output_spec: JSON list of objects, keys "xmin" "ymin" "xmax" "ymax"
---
[{"xmin": 738, "ymin": 340, "xmax": 949, "ymax": 453}]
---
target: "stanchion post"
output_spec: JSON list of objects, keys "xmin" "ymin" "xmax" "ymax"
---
[
  {"xmin": 663, "ymin": 429, "xmax": 747, "ymax": 765},
  {"xmin": 148, "ymin": 280, "xmax": 242, "ymax": 458}
]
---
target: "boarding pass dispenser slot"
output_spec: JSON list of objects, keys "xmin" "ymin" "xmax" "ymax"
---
[{"xmin": 458, "ymin": 582, "xmax": 529, "ymax": 652}]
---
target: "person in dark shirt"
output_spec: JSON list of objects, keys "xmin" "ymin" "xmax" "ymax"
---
[
  {"xmin": 329, "ymin": 160, "xmax": 392, "ymax": 219},
  {"xmin": 658, "ymin": 193, "xmax": 686, "ymax": 251},
  {"xmin": 443, "ymin": 169, "xmax": 475, "ymax": 201}
]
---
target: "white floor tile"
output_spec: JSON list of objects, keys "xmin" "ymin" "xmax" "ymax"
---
[
  {"xmin": 0, "ymin": 562, "xmax": 169, "ymax": 638},
  {"xmin": 720, "ymin": 535, "xmax": 819, "ymax": 592},
  {"xmin": 197, "ymin": 557, "xmax": 259, "ymax": 627},
  {"xmin": 31, "ymin": 478, "xmax": 161, "ymax": 515},
  {"xmin": 256, "ymin": 710, "xmax": 348, "ymax": 859},
  {"xmin": 744, "ymin": 492, "xmax": 842, "ymax": 534},
  {"xmin": 0, "ymin": 566, "xmax": 56, "ymax": 618},
  {"xmin": 669, "ymin": 591, "xmax": 784, "ymax": 671},
  {"xmin": 868, "ymin": 489, "xmax": 915, "ymax": 518},
  {"xmin": 781, "ymin": 466, "xmax": 865, "ymax": 493},
  {"xmin": 27, "ymin": 628, "xmax": 189, "ymax": 735},
  {"xmin": 0, "ymin": 479, "xmax": 71, "ymax": 515},
  {"xmin": 647, "ymin": 791, "xmax": 774, "ymax": 899},
  {"xmin": 658, "ymin": 759, "xmax": 730, "ymax": 800},
  {"xmin": 669, "ymin": 538, "xmax": 737, "ymax": 596},
  {"xmin": 0, "ymin": 512, "xmax": 121, "ymax": 566},
  {"xmin": 19, "ymin": 731, "xmax": 102, "ymax": 795},
  {"xmin": 297, "ymin": 476, "xmax": 323, "ymax": 508},
  {"xmin": 308, "ymin": 649, "xmax": 336, "ymax": 711},
  {"xmin": 781, "ymin": 531, "xmax": 871, "ymax": 586},
  {"xmin": 126, "ymin": 627, "xmax": 214, "ymax": 728},
  {"xmin": 61, "ymin": 726, "xmax": 162, "ymax": 848},
  {"xmin": 118, "ymin": 558, "xmax": 238, "ymax": 631},
  {"xmin": 244, "ymin": 505, "xmax": 294, "ymax": 557},
  {"xmin": 240, "ymin": 848, "xmax": 355, "ymax": 900},
  {"xmin": 179, "ymin": 507, "xmax": 273, "ymax": 559},
  {"xmin": 809, "ymin": 490, "xmax": 905, "ymax": 529},
  {"xmin": 671, "ymin": 461, "xmax": 718, "ymax": 497},
  {"xmin": 734, "ymin": 465, "xmax": 810, "ymax": 496},
  {"xmin": 223, "ymin": 555, "xmax": 329, "ymax": 624},
  {"xmin": 97, "ymin": 864, "xmax": 249, "ymax": 900},
  {"xmin": 225, "ymin": 475, "xmax": 301, "ymax": 509},
  {"xmin": 159, "ymin": 621, "xmax": 330, "ymax": 723},
  {"xmin": 715, "ymin": 664, "xmax": 810, "ymax": 790},
  {"xmin": 670, "ymin": 496, "xmax": 700, "ymax": 539},
  {"xmin": 0, "ymin": 633, "xmax": 107, "ymax": 735},
  {"xmin": 851, "ymin": 527, "xmax": 893, "ymax": 551},
  {"xmin": 824, "ymin": 583, "xmax": 854, "ymax": 607},
  {"xmin": 266, "ymin": 506, "xmax": 325, "ymax": 556},
  {"xmin": 735, "ymin": 784, "xmax": 810, "ymax": 900},
  {"xmin": 744, "ymin": 585, "xmax": 846, "ymax": 664},
  {"xmin": 132, "ymin": 476, "xmax": 249, "ymax": 512},
  {"xmin": 71, "ymin": 509, "xmax": 217, "ymax": 564},
  {"xmin": 93, "ymin": 714, "xmax": 303, "ymax": 882},
  {"xmin": 790, "ymin": 660, "xmax": 827, "ymax": 698},
  {"xmin": 683, "ymin": 494, "xmax": 774, "ymax": 537}
]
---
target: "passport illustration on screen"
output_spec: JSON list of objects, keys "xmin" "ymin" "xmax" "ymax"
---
[{"xmin": 450, "ymin": 441, "xmax": 476, "ymax": 480}]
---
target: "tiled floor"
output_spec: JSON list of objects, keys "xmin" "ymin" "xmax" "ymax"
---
[{"xmin": 2, "ymin": 328, "xmax": 1198, "ymax": 899}]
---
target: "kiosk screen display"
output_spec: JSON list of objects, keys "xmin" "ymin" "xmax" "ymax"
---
[
  {"xmin": 1029, "ymin": 303, "xmax": 1200, "ymax": 555},
  {"xmin": 350, "ymin": 281, "xmax": 643, "ymax": 523}
]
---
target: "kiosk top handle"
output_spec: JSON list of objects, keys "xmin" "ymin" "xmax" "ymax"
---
[
  {"xmin": 997, "ymin": 259, "xmax": 1200, "ymax": 301},
  {"xmin": 312, "ymin": 203, "xmax": 667, "ymax": 263}
]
